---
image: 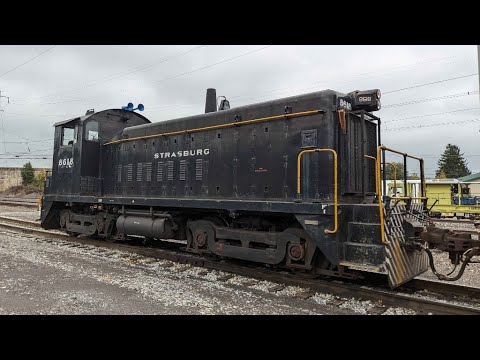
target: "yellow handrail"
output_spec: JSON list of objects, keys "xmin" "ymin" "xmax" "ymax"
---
[
  {"xmin": 297, "ymin": 148, "xmax": 338, "ymax": 235},
  {"xmin": 104, "ymin": 109, "xmax": 324, "ymax": 146},
  {"xmin": 376, "ymin": 145, "xmax": 426, "ymax": 244},
  {"xmin": 376, "ymin": 146, "xmax": 386, "ymax": 244},
  {"xmin": 379, "ymin": 146, "xmax": 423, "ymax": 161}
]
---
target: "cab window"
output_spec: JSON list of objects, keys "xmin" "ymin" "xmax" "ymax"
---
[
  {"xmin": 85, "ymin": 121, "xmax": 99, "ymax": 141},
  {"xmin": 62, "ymin": 127, "xmax": 75, "ymax": 146}
]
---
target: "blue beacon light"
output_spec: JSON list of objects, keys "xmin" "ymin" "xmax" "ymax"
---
[{"xmin": 122, "ymin": 102, "xmax": 144, "ymax": 112}]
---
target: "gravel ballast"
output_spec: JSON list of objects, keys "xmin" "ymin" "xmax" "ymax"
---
[
  {"xmin": 0, "ymin": 228, "xmax": 370, "ymax": 315},
  {"xmin": 3, "ymin": 205, "xmax": 477, "ymax": 314}
]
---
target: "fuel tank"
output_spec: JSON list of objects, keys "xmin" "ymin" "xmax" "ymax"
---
[{"xmin": 116, "ymin": 215, "xmax": 173, "ymax": 239}]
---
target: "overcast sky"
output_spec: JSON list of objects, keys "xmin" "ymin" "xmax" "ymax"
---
[{"xmin": 0, "ymin": 45, "xmax": 478, "ymax": 178}]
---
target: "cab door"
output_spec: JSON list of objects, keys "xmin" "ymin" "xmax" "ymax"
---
[
  {"xmin": 53, "ymin": 123, "xmax": 80, "ymax": 195},
  {"xmin": 80, "ymin": 119, "xmax": 101, "ymax": 195}
]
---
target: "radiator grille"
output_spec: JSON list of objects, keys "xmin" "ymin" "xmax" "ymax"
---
[
  {"xmin": 195, "ymin": 159, "xmax": 203, "ymax": 180},
  {"xmin": 167, "ymin": 161, "xmax": 174, "ymax": 181},
  {"xmin": 157, "ymin": 162, "xmax": 164, "ymax": 181},
  {"xmin": 145, "ymin": 162, "xmax": 152, "ymax": 182},
  {"xmin": 117, "ymin": 165, "xmax": 122, "ymax": 183},
  {"xmin": 179, "ymin": 160, "xmax": 187, "ymax": 181},
  {"xmin": 126, "ymin": 164, "xmax": 133, "ymax": 182},
  {"xmin": 136, "ymin": 163, "xmax": 143, "ymax": 182}
]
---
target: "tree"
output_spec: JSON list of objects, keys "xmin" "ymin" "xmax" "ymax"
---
[
  {"xmin": 21, "ymin": 162, "xmax": 35, "ymax": 185},
  {"xmin": 407, "ymin": 172, "xmax": 420, "ymax": 180},
  {"xmin": 435, "ymin": 144, "xmax": 471, "ymax": 178},
  {"xmin": 384, "ymin": 162, "xmax": 405, "ymax": 180},
  {"xmin": 436, "ymin": 169, "xmax": 447, "ymax": 179},
  {"xmin": 33, "ymin": 169, "xmax": 46, "ymax": 189}
]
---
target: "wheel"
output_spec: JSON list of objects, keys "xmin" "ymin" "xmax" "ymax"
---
[
  {"xmin": 186, "ymin": 220, "xmax": 216, "ymax": 252},
  {"xmin": 284, "ymin": 227, "xmax": 319, "ymax": 271}
]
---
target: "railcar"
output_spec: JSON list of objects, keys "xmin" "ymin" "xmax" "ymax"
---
[{"xmin": 387, "ymin": 179, "xmax": 480, "ymax": 219}]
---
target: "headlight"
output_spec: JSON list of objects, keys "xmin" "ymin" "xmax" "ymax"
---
[{"xmin": 348, "ymin": 89, "xmax": 382, "ymax": 112}]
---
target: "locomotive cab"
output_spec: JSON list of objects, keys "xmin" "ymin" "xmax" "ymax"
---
[
  {"xmin": 42, "ymin": 109, "xmax": 150, "ymax": 227},
  {"xmin": 49, "ymin": 114, "xmax": 102, "ymax": 197},
  {"xmin": 46, "ymin": 109, "xmax": 151, "ymax": 197}
]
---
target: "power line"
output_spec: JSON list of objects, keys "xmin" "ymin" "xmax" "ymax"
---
[
  {"xmin": 0, "ymin": 45, "xmax": 57, "ymax": 78},
  {"xmin": 382, "ymin": 91, "xmax": 480, "ymax": 109},
  {"xmin": 143, "ymin": 74, "xmax": 480, "ymax": 117},
  {"xmin": 5, "ymin": 111, "xmax": 77, "ymax": 118},
  {"xmin": 210, "ymin": 69, "xmax": 479, "ymax": 110},
  {"xmin": 148, "ymin": 46, "xmax": 274, "ymax": 87},
  {"xmin": 14, "ymin": 45, "xmax": 207, "ymax": 103},
  {"xmin": 2, "ymin": 141, "xmax": 52, "ymax": 144},
  {"xmin": 419, "ymin": 154, "xmax": 480, "ymax": 158},
  {"xmin": 1, "ymin": 126, "xmax": 52, "ymax": 142},
  {"xmin": 12, "ymin": 45, "xmax": 274, "ymax": 107},
  {"xmin": 345, "ymin": 55, "xmax": 458, "ymax": 79},
  {"xmin": 383, "ymin": 73, "xmax": 479, "ymax": 94},
  {"xmin": 142, "ymin": 84, "xmax": 480, "ymax": 118},
  {"xmin": 7, "ymin": 52, "xmax": 474, "ymax": 121},
  {"xmin": 216, "ymin": 55, "xmax": 464, "ymax": 104},
  {"xmin": 384, "ymin": 117, "xmax": 480, "ymax": 132},
  {"xmin": 11, "ymin": 51, "xmax": 462, "ymax": 107},
  {"xmin": 0, "ymin": 157, "xmax": 52, "ymax": 159},
  {"xmin": 385, "ymin": 106, "xmax": 480, "ymax": 123}
]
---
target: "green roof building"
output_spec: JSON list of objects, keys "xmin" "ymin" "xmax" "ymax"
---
[
  {"xmin": 459, "ymin": 172, "xmax": 480, "ymax": 182},
  {"xmin": 459, "ymin": 172, "xmax": 480, "ymax": 196}
]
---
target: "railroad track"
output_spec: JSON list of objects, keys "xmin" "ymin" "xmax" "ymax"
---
[
  {"xmin": 433, "ymin": 218, "xmax": 478, "ymax": 225},
  {"xmin": 0, "ymin": 198, "xmax": 38, "ymax": 208},
  {"xmin": 432, "ymin": 219, "xmax": 480, "ymax": 234},
  {"xmin": 0, "ymin": 215, "xmax": 479, "ymax": 315}
]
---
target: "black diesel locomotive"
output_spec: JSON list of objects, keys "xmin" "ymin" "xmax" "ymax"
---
[{"xmin": 41, "ymin": 88, "xmax": 480, "ymax": 288}]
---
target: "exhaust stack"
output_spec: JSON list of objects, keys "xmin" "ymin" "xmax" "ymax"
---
[{"xmin": 205, "ymin": 88, "xmax": 217, "ymax": 113}]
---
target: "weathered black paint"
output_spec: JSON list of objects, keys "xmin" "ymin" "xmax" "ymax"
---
[{"xmin": 42, "ymin": 89, "xmax": 383, "ymax": 271}]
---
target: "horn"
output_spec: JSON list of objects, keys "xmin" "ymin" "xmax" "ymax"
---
[
  {"xmin": 121, "ymin": 102, "xmax": 134, "ymax": 111},
  {"xmin": 134, "ymin": 104, "xmax": 144, "ymax": 111}
]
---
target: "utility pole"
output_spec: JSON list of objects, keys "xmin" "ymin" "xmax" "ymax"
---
[
  {"xmin": 0, "ymin": 91, "xmax": 9, "ymax": 163},
  {"xmin": 475, "ymin": 46, "xmax": 480, "ymax": 178},
  {"xmin": 478, "ymin": 46, "xmax": 480, "ymax": 98}
]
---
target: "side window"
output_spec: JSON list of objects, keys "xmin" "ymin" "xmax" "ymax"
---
[
  {"xmin": 85, "ymin": 121, "xmax": 99, "ymax": 141},
  {"xmin": 62, "ymin": 127, "xmax": 75, "ymax": 146}
]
